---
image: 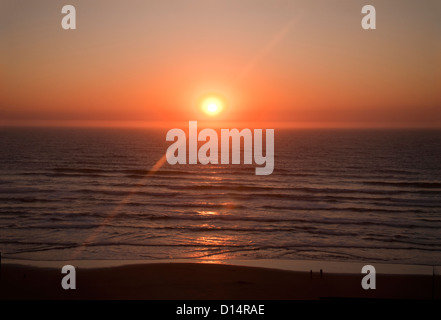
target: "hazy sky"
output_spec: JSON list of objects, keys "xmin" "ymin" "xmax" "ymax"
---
[{"xmin": 1, "ymin": 0, "xmax": 440, "ymax": 127}]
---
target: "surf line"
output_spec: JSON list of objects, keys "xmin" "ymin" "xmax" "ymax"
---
[{"xmin": 165, "ymin": 121, "xmax": 274, "ymax": 175}]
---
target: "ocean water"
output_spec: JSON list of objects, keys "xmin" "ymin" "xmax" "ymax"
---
[{"xmin": 0, "ymin": 127, "xmax": 440, "ymax": 265}]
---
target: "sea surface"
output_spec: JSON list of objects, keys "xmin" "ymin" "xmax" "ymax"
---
[{"xmin": 1, "ymin": 127, "xmax": 440, "ymax": 265}]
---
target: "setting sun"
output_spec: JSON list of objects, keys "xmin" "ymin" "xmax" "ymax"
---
[
  {"xmin": 207, "ymin": 103, "xmax": 218, "ymax": 113},
  {"xmin": 201, "ymin": 96, "xmax": 224, "ymax": 116}
]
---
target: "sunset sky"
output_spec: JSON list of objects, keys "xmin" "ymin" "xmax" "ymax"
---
[{"xmin": 1, "ymin": 0, "xmax": 440, "ymax": 127}]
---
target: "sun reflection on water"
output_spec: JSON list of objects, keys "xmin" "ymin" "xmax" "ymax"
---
[
  {"xmin": 190, "ymin": 234, "xmax": 240, "ymax": 261},
  {"xmin": 196, "ymin": 210, "xmax": 219, "ymax": 216}
]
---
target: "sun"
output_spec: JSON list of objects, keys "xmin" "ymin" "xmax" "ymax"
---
[
  {"xmin": 201, "ymin": 96, "xmax": 224, "ymax": 116},
  {"xmin": 207, "ymin": 103, "xmax": 218, "ymax": 113}
]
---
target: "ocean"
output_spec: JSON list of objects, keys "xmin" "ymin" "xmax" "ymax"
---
[{"xmin": 1, "ymin": 127, "xmax": 440, "ymax": 265}]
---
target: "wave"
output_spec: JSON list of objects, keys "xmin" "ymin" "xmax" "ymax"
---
[
  {"xmin": 7, "ymin": 209, "xmax": 437, "ymax": 230},
  {"xmin": 74, "ymin": 189, "xmax": 179, "ymax": 198},
  {"xmin": 0, "ymin": 197, "xmax": 56, "ymax": 203},
  {"xmin": 164, "ymin": 184, "xmax": 441, "ymax": 195},
  {"xmin": 362, "ymin": 181, "xmax": 441, "ymax": 188},
  {"xmin": 4, "ymin": 197, "xmax": 435, "ymax": 213},
  {"xmin": 50, "ymin": 167, "xmax": 275, "ymax": 176},
  {"xmin": 3, "ymin": 240, "xmax": 441, "ymax": 254},
  {"xmin": 4, "ymin": 223, "xmax": 358, "ymax": 236},
  {"xmin": 260, "ymin": 204, "xmax": 430, "ymax": 214}
]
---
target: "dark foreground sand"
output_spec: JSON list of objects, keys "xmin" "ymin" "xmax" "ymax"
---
[{"xmin": 1, "ymin": 263, "xmax": 439, "ymax": 300}]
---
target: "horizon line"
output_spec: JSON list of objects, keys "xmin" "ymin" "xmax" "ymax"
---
[{"xmin": 1, "ymin": 120, "xmax": 441, "ymax": 129}]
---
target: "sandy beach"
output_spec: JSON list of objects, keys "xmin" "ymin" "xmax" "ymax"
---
[{"xmin": 1, "ymin": 261, "xmax": 439, "ymax": 300}]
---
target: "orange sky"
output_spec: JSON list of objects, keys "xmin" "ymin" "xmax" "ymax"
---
[{"xmin": 1, "ymin": 0, "xmax": 440, "ymax": 127}]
